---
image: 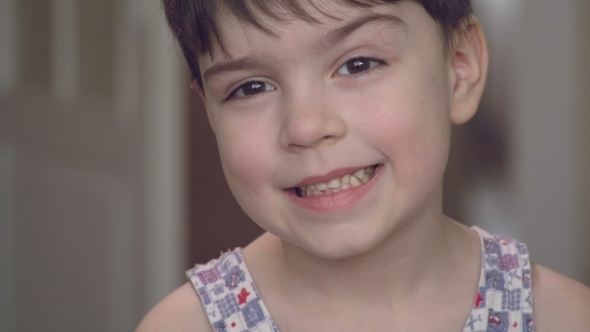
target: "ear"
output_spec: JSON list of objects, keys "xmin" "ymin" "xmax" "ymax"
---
[
  {"xmin": 449, "ymin": 17, "xmax": 489, "ymax": 125},
  {"xmin": 192, "ymin": 80, "xmax": 216, "ymax": 133}
]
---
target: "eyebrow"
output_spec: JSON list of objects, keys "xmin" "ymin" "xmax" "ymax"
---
[
  {"xmin": 202, "ymin": 13, "xmax": 407, "ymax": 83},
  {"xmin": 317, "ymin": 13, "xmax": 407, "ymax": 53},
  {"xmin": 204, "ymin": 56, "xmax": 271, "ymax": 83}
]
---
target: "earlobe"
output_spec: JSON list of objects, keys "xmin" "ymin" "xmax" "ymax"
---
[
  {"xmin": 190, "ymin": 80, "xmax": 199, "ymax": 92},
  {"xmin": 449, "ymin": 17, "xmax": 489, "ymax": 125}
]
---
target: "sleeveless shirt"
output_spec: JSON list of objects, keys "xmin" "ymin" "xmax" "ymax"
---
[{"xmin": 186, "ymin": 227, "xmax": 534, "ymax": 332}]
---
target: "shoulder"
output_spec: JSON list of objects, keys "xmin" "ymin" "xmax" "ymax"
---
[
  {"xmin": 135, "ymin": 282, "xmax": 213, "ymax": 332},
  {"xmin": 532, "ymin": 262, "xmax": 590, "ymax": 332}
]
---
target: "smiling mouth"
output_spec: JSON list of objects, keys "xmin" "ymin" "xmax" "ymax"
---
[{"xmin": 293, "ymin": 165, "xmax": 378, "ymax": 198}]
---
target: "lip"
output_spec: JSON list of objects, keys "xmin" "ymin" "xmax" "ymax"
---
[
  {"xmin": 286, "ymin": 164, "xmax": 383, "ymax": 212},
  {"xmin": 293, "ymin": 165, "xmax": 374, "ymax": 188}
]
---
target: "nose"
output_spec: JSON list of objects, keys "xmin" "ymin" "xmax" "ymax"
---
[{"xmin": 279, "ymin": 90, "xmax": 348, "ymax": 151}]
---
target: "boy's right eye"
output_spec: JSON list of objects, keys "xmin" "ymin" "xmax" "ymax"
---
[{"xmin": 225, "ymin": 81, "xmax": 276, "ymax": 102}]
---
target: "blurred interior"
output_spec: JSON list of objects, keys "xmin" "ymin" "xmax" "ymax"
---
[{"xmin": 0, "ymin": 0, "xmax": 588, "ymax": 331}]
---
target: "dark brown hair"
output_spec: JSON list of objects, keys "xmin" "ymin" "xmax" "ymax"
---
[{"xmin": 162, "ymin": 0, "xmax": 473, "ymax": 89}]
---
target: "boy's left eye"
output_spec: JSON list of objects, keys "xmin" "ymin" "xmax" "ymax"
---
[{"xmin": 335, "ymin": 57, "xmax": 386, "ymax": 76}]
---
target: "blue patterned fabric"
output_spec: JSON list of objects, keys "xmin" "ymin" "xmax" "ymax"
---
[
  {"xmin": 187, "ymin": 250, "xmax": 279, "ymax": 331},
  {"xmin": 464, "ymin": 227, "xmax": 534, "ymax": 332},
  {"xmin": 187, "ymin": 227, "xmax": 533, "ymax": 331}
]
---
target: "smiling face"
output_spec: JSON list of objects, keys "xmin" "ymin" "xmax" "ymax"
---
[{"xmin": 198, "ymin": 1, "xmax": 479, "ymax": 259}]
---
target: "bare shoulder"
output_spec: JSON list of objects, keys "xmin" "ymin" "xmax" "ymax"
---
[
  {"xmin": 532, "ymin": 262, "xmax": 590, "ymax": 332},
  {"xmin": 135, "ymin": 282, "xmax": 213, "ymax": 332}
]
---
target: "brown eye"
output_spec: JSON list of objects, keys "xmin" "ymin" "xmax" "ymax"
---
[
  {"xmin": 230, "ymin": 81, "xmax": 276, "ymax": 99},
  {"xmin": 347, "ymin": 59, "xmax": 370, "ymax": 74},
  {"xmin": 243, "ymin": 82, "xmax": 264, "ymax": 95},
  {"xmin": 336, "ymin": 57, "xmax": 385, "ymax": 76}
]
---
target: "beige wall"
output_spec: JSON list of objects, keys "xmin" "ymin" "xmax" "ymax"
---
[
  {"xmin": 578, "ymin": 0, "xmax": 590, "ymax": 284},
  {"xmin": 446, "ymin": 0, "xmax": 589, "ymax": 284},
  {"xmin": 510, "ymin": 0, "xmax": 588, "ymax": 283},
  {"xmin": 0, "ymin": 0, "xmax": 187, "ymax": 331}
]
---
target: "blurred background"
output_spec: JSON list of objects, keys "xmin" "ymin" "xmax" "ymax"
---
[{"xmin": 0, "ymin": 0, "xmax": 588, "ymax": 331}]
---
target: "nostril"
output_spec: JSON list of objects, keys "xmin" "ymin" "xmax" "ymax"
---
[
  {"xmin": 321, "ymin": 135, "xmax": 336, "ymax": 141},
  {"xmin": 280, "ymin": 106, "xmax": 348, "ymax": 150}
]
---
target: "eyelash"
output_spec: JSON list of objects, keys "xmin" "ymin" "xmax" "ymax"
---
[
  {"xmin": 222, "ymin": 56, "xmax": 388, "ymax": 103},
  {"xmin": 333, "ymin": 56, "xmax": 388, "ymax": 78},
  {"xmin": 223, "ymin": 81, "xmax": 275, "ymax": 103}
]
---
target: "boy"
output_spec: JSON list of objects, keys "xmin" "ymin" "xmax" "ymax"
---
[{"xmin": 138, "ymin": 0, "xmax": 590, "ymax": 331}]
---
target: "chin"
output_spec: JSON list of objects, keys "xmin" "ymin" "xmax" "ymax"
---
[{"xmin": 298, "ymin": 228, "xmax": 387, "ymax": 260}]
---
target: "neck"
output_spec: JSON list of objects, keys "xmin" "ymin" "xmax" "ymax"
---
[{"xmin": 272, "ymin": 205, "xmax": 469, "ymax": 307}]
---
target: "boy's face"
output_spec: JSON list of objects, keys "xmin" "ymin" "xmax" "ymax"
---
[{"xmin": 199, "ymin": 1, "xmax": 472, "ymax": 259}]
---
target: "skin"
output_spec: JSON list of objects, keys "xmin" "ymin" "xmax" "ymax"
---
[{"xmin": 137, "ymin": 2, "xmax": 590, "ymax": 331}]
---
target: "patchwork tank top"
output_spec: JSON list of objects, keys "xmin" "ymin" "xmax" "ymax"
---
[{"xmin": 186, "ymin": 227, "xmax": 534, "ymax": 332}]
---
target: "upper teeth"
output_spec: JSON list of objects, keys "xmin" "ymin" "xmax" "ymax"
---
[{"xmin": 299, "ymin": 166, "xmax": 376, "ymax": 197}]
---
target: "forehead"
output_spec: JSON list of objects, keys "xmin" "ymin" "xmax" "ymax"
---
[
  {"xmin": 199, "ymin": 1, "xmax": 441, "ymax": 79},
  {"xmin": 214, "ymin": 1, "xmax": 426, "ymax": 49}
]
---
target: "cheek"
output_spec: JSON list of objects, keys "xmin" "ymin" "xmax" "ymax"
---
[
  {"xmin": 354, "ymin": 76, "xmax": 452, "ymax": 187},
  {"xmin": 214, "ymin": 111, "xmax": 276, "ymax": 201}
]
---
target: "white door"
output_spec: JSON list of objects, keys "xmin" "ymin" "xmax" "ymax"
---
[{"xmin": 0, "ymin": 0, "xmax": 187, "ymax": 331}]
